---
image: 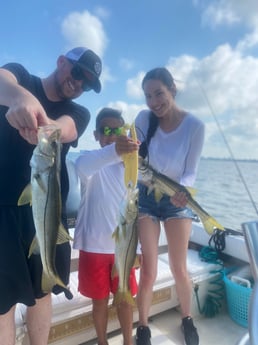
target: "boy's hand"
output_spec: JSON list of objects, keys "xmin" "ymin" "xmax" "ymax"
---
[{"xmin": 115, "ymin": 135, "xmax": 139, "ymax": 156}]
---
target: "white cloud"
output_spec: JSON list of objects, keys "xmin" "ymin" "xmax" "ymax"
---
[
  {"xmin": 200, "ymin": 0, "xmax": 258, "ymax": 54},
  {"xmin": 200, "ymin": 0, "xmax": 258, "ymax": 29},
  {"xmin": 61, "ymin": 11, "xmax": 108, "ymax": 57},
  {"xmin": 168, "ymin": 44, "xmax": 258, "ymax": 114},
  {"xmin": 201, "ymin": 2, "xmax": 240, "ymax": 28},
  {"xmin": 93, "ymin": 6, "xmax": 110, "ymax": 20},
  {"xmin": 61, "ymin": 10, "xmax": 114, "ymax": 89},
  {"xmin": 168, "ymin": 45, "xmax": 258, "ymax": 158},
  {"xmin": 126, "ymin": 72, "xmax": 146, "ymax": 99},
  {"xmin": 236, "ymin": 27, "xmax": 258, "ymax": 52},
  {"xmin": 119, "ymin": 58, "xmax": 134, "ymax": 71},
  {"xmin": 106, "ymin": 101, "xmax": 145, "ymax": 124}
]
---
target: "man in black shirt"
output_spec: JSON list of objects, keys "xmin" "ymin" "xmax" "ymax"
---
[{"xmin": 0, "ymin": 47, "xmax": 102, "ymax": 345}]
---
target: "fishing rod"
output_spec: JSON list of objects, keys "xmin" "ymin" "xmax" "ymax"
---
[{"xmin": 197, "ymin": 80, "xmax": 258, "ymax": 216}]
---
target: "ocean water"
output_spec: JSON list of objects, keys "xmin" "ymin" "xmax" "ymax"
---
[
  {"xmin": 68, "ymin": 152, "xmax": 258, "ymax": 232},
  {"xmin": 194, "ymin": 158, "xmax": 258, "ymax": 232}
]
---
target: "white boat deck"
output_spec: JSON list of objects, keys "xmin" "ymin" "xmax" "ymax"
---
[{"xmin": 82, "ymin": 308, "xmax": 247, "ymax": 345}]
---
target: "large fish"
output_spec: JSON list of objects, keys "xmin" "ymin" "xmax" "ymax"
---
[
  {"xmin": 112, "ymin": 186, "xmax": 139, "ymax": 306},
  {"xmin": 138, "ymin": 158, "xmax": 225, "ymax": 235},
  {"xmin": 112, "ymin": 122, "xmax": 139, "ymax": 306},
  {"xmin": 18, "ymin": 125, "xmax": 72, "ymax": 298}
]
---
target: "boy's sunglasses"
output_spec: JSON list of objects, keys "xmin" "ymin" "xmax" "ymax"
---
[
  {"xmin": 68, "ymin": 60, "xmax": 92, "ymax": 92},
  {"xmin": 98, "ymin": 126, "xmax": 123, "ymax": 136}
]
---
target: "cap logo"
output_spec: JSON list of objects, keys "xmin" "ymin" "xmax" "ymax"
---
[{"xmin": 94, "ymin": 62, "xmax": 102, "ymax": 76}]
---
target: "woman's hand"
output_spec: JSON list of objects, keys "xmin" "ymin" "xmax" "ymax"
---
[{"xmin": 170, "ymin": 191, "xmax": 188, "ymax": 208}]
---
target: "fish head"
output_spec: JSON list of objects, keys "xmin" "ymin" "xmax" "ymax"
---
[
  {"xmin": 138, "ymin": 157, "xmax": 153, "ymax": 184},
  {"xmin": 31, "ymin": 125, "xmax": 61, "ymax": 171},
  {"xmin": 37, "ymin": 125, "xmax": 61, "ymax": 156}
]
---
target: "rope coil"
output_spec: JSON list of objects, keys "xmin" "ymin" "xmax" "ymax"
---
[{"xmin": 194, "ymin": 245, "xmax": 225, "ymax": 318}]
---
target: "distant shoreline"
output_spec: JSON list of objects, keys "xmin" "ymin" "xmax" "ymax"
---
[
  {"xmin": 68, "ymin": 151, "xmax": 257, "ymax": 163},
  {"xmin": 201, "ymin": 157, "xmax": 258, "ymax": 163}
]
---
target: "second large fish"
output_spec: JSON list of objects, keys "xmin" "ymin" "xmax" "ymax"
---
[
  {"xmin": 18, "ymin": 125, "xmax": 72, "ymax": 298},
  {"xmin": 138, "ymin": 158, "xmax": 224, "ymax": 235},
  {"xmin": 112, "ymin": 186, "xmax": 139, "ymax": 306},
  {"xmin": 112, "ymin": 122, "xmax": 139, "ymax": 306}
]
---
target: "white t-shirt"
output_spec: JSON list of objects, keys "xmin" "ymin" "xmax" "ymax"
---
[
  {"xmin": 73, "ymin": 143, "xmax": 126, "ymax": 254},
  {"xmin": 135, "ymin": 110, "xmax": 205, "ymax": 186}
]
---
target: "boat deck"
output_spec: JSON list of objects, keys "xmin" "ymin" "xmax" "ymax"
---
[{"xmin": 83, "ymin": 307, "xmax": 247, "ymax": 345}]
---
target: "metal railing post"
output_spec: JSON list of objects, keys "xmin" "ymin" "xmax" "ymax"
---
[{"xmin": 240, "ymin": 221, "xmax": 258, "ymax": 345}]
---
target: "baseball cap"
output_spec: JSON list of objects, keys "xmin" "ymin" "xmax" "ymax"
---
[{"xmin": 65, "ymin": 47, "xmax": 102, "ymax": 93}]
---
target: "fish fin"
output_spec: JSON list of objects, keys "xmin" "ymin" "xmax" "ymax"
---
[
  {"xmin": 185, "ymin": 186, "xmax": 197, "ymax": 197},
  {"xmin": 121, "ymin": 123, "xmax": 138, "ymax": 189},
  {"xmin": 146, "ymin": 185, "xmax": 154, "ymax": 195},
  {"xmin": 41, "ymin": 271, "xmax": 56, "ymax": 293},
  {"xmin": 133, "ymin": 255, "xmax": 141, "ymax": 269},
  {"xmin": 154, "ymin": 189, "xmax": 163, "ymax": 202},
  {"xmin": 56, "ymin": 224, "xmax": 73, "ymax": 244},
  {"xmin": 112, "ymin": 226, "xmax": 120, "ymax": 242},
  {"xmin": 28, "ymin": 236, "xmax": 40, "ymax": 257},
  {"xmin": 112, "ymin": 289, "xmax": 135, "ymax": 307},
  {"xmin": 201, "ymin": 216, "xmax": 225, "ymax": 235},
  {"xmin": 41, "ymin": 270, "xmax": 71, "ymax": 298},
  {"xmin": 17, "ymin": 184, "xmax": 32, "ymax": 206}
]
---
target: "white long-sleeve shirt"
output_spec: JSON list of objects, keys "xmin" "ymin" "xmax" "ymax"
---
[
  {"xmin": 73, "ymin": 143, "xmax": 126, "ymax": 253},
  {"xmin": 135, "ymin": 110, "xmax": 205, "ymax": 186}
]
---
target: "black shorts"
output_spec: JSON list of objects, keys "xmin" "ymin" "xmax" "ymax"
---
[{"xmin": 0, "ymin": 205, "xmax": 71, "ymax": 314}]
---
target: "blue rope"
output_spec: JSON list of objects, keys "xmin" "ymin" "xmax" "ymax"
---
[{"xmin": 194, "ymin": 246, "xmax": 225, "ymax": 318}]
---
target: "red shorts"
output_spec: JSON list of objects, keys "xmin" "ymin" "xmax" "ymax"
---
[{"xmin": 78, "ymin": 251, "xmax": 138, "ymax": 299}]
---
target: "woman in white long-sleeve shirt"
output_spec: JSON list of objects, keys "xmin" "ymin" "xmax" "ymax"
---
[
  {"xmin": 74, "ymin": 108, "xmax": 138, "ymax": 345},
  {"xmin": 134, "ymin": 68, "xmax": 205, "ymax": 345}
]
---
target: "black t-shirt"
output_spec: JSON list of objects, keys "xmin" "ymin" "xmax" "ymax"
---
[{"xmin": 0, "ymin": 63, "xmax": 90, "ymax": 213}]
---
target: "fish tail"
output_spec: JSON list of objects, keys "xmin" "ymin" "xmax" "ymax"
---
[
  {"xmin": 42, "ymin": 271, "xmax": 71, "ymax": 296},
  {"xmin": 112, "ymin": 289, "xmax": 135, "ymax": 307},
  {"xmin": 200, "ymin": 215, "xmax": 225, "ymax": 235}
]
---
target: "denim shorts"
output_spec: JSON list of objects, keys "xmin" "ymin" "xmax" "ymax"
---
[{"xmin": 138, "ymin": 183, "xmax": 196, "ymax": 222}]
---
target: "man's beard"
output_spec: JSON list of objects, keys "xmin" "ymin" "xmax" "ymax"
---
[{"xmin": 54, "ymin": 71, "xmax": 68, "ymax": 100}]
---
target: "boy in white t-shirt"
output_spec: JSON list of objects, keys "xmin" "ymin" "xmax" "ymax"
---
[{"xmin": 74, "ymin": 107, "xmax": 139, "ymax": 345}]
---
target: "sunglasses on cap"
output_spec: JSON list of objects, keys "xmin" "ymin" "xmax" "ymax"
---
[
  {"xmin": 68, "ymin": 60, "xmax": 93, "ymax": 92},
  {"xmin": 98, "ymin": 126, "xmax": 123, "ymax": 136}
]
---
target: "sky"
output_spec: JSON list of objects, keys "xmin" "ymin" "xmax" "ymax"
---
[{"xmin": 1, "ymin": 0, "xmax": 258, "ymax": 159}]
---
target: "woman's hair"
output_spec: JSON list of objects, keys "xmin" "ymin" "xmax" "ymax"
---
[
  {"xmin": 139, "ymin": 67, "xmax": 176, "ymax": 159},
  {"xmin": 139, "ymin": 112, "xmax": 158, "ymax": 158},
  {"xmin": 141, "ymin": 67, "xmax": 176, "ymax": 97}
]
